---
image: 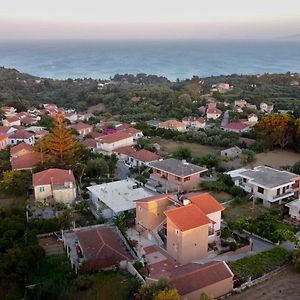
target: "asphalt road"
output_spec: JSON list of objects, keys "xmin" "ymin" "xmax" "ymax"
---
[{"xmin": 116, "ymin": 161, "xmax": 130, "ymax": 180}]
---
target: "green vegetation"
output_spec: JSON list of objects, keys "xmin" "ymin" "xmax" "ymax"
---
[
  {"xmin": 27, "ymin": 254, "xmax": 76, "ymax": 300},
  {"xmin": 228, "ymin": 247, "xmax": 291, "ymax": 279},
  {"xmin": 0, "ymin": 206, "xmax": 45, "ymax": 300},
  {"xmin": 292, "ymin": 248, "xmax": 300, "ymax": 273},
  {"xmin": 232, "ymin": 212, "xmax": 299, "ymax": 244}
]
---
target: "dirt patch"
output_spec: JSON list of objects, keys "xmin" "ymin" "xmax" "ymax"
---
[
  {"xmin": 210, "ymin": 191, "xmax": 232, "ymax": 203},
  {"xmin": 224, "ymin": 149, "xmax": 300, "ymax": 170},
  {"xmin": 154, "ymin": 137, "xmax": 223, "ymax": 158},
  {"xmin": 87, "ymin": 103, "xmax": 105, "ymax": 113},
  {"xmin": 38, "ymin": 235, "xmax": 64, "ymax": 256},
  {"xmin": 228, "ymin": 266, "xmax": 300, "ymax": 300}
]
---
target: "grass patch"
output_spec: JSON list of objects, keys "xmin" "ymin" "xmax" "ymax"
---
[
  {"xmin": 228, "ymin": 247, "xmax": 291, "ymax": 280},
  {"xmin": 223, "ymin": 200, "xmax": 271, "ymax": 223},
  {"xmin": 210, "ymin": 191, "xmax": 232, "ymax": 203},
  {"xmin": 69, "ymin": 270, "xmax": 141, "ymax": 300}
]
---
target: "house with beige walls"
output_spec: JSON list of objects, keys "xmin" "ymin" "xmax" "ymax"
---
[
  {"xmin": 135, "ymin": 192, "xmax": 224, "ymax": 263},
  {"xmin": 158, "ymin": 119, "xmax": 186, "ymax": 132},
  {"xmin": 149, "ymin": 158, "xmax": 207, "ymax": 192},
  {"xmin": 32, "ymin": 168, "xmax": 77, "ymax": 204}
]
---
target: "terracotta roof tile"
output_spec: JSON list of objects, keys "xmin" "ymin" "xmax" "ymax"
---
[
  {"xmin": 164, "ymin": 204, "xmax": 211, "ymax": 231},
  {"xmin": 97, "ymin": 131, "xmax": 133, "ymax": 144},
  {"xmin": 222, "ymin": 122, "xmax": 249, "ymax": 130},
  {"xmin": 11, "ymin": 152, "xmax": 38, "ymax": 170},
  {"xmin": 10, "ymin": 142, "xmax": 33, "ymax": 156},
  {"xmin": 76, "ymin": 226, "xmax": 131, "ymax": 271},
  {"xmin": 186, "ymin": 192, "xmax": 224, "ymax": 214},
  {"xmin": 9, "ymin": 130, "xmax": 34, "ymax": 139},
  {"xmin": 114, "ymin": 146, "xmax": 160, "ymax": 162},
  {"xmin": 170, "ymin": 261, "xmax": 233, "ymax": 296},
  {"xmin": 32, "ymin": 168, "xmax": 75, "ymax": 186},
  {"xmin": 0, "ymin": 134, "xmax": 8, "ymax": 141}
]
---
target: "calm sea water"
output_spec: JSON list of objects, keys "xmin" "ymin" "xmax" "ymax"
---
[{"xmin": 0, "ymin": 39, "xmax": 299, "ymax": 80}]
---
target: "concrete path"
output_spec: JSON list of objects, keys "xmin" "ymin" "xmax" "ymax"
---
[{"xmin": 116, "ymin": 161, "xmax": 130, "ymax": 180}]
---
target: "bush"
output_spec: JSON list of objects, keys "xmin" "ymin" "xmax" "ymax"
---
[
  {"xmin": 74, "ymin": 275, "xmax": 93, "ymax": 290},
  {"xmin": 229, "ymin": 186, "xmax": 245, "ymax": 197},
  {"xmin": 229, "ymin": 241, "xmax": 238, "ymax": 251}
]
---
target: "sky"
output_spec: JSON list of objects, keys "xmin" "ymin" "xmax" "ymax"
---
[{"xmin": 1, "ymin": 0, "xmax": 300, "ymax": 39}]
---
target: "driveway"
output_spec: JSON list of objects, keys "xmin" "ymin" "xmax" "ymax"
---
[
  {"xmin": 221, "ymin": 110, "xmax": 230, "ymax": 127},
  {"xmin": 116, "ymin": 161, "xmax": 130, "ymax": 180}
]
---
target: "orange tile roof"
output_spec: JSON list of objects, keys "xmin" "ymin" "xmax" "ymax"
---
[
  {"xmin": 0, "ymin": 134, "xmax": 8, "ymax": 141},
  {"xmin": 70, "ymin": 122, "xmax": 93, "ymax": 131},
  {"xmin": 97, "ymin": 131, "xmax": 133, "ymax": 144},
  {"xmin": 164, "ymin": 204, "xmax": 211, "ymax": 231},
  {"xmin": 10, "ymin": 142, "xmax": 33, "ymax": 156},
  {"xmin": 5, "ymin": 116, "xmax": 20, "ymax": 123},
  {"xmin": 159, "ymin": 119, "xmax": 185, "ymax": 129},
  {"xmin": 186, "ymin": 192, "xmax": 224, "ymax": 214},
  {"xmin": 114, "ymin": 146, "xmax": 160, "ymax": 162},
  {"xmin": 11, "ymin": 152, "xmax": 38, "ymax": 170},
  {"xmin": 33, "ymin": 168, "xmax": 75, "ymax": 186},
  {"xmin": 207, "ymin": 108, "xmax": 222, "ymax": 114}
]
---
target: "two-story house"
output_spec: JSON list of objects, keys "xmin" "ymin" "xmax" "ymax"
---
[
  {"xmin": 2, "ymin": 116, "xmax": 21, "ymax": 127},
  {"xmin": 69, "ymin": 122, "xmax": 93, "ymax": 136},
  {"xmin": 135, "ymin": 192, "xmax": 224, "ymax": 264},
  {"xmin": 149, "ymin": 158, "xmax": 207, "ymax": 192},
  {"xmin": 206, "ymin": 108, "xmax": 222, "ymax": 120},
  {"xmin": 227, "ymin": 166, "xmax": 300, "ymax": 207},
  {"xmin": 8, "ymin": 130, "xmax": 35, "ymax": 145},
  {"xmin": 32, "ymin": 168, "xmax": 77, "ymax": 204}
]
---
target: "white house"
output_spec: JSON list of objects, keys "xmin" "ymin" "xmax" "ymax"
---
[
  {"xmin": 221, "ymin": 146, "xmax": 242, "ymax": 159},
  {"xmin": 87, "ymin": 179, "xmax": 156, "ymax": 219},
  {"xmin": 182, "ymin": 117, "xmax": 206, "ymax": 129},
  {"xmin": 2, "ymin": 116, "xmax": 21, "ymax": 127},
  {"xmin": 96, "ymin": 131, "xmax": 135, "ymax": 154},
  {"xmin": 260, "ymin": 102, "xmax": 274, "ymax": 113},
  {"xmin": 69, "ymin": 122, "xmax": 93, "ymax": 136},
  {"xmin": 248, "ymin": 113, "xmax": 258, "ymax": 124},
  {"xmin": 8, "ymin": 130, "xmax": 35, "ymax": 145},
  {"xmin": 206, "ymin": 108, "xmax": 222, "ymax": 120},
  {"xmin": 227, "ymin": 166, "xmax": 300, "ymax": 207},
  {"xmin": 286, "ymin": 199, "xmax": 300, "ymax": 221}
]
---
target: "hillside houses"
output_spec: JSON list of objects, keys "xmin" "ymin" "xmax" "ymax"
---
[
  {"xmin": 182, "ymin": 116, "xmax": 206, "ymax": 129},
  {"xmin": 158, "ymin": 119, "xmax": 186, "ymax": 132}
]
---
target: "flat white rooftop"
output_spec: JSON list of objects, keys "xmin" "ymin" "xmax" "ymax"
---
[
  {"xmin": 286, "ymin": 199, "xmax": 300, "ymax": 209},
  {"xmin": 87, "ymin": 179, "xmax": 156, "ymax": 213}
]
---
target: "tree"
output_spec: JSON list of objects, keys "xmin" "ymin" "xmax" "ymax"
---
[
  {"xmin": 255, "ymin": 114, "xmax": 294, "ymax": 149},
  {"xmin": 45, "ymin": 113, "xmax": 80, "ymax": 165},
  {"xmin": 139, "ymin": 277, "xmax": 173, "ymax": 300},
  {"xmin": 173, "ymin": 147, "xmax": 192, "ymax": 161},
  {"xmin": 0, "ymin": 170, "xmax": 31, "ymax": 196},
  {"xmin": 155, "ymin": 289, "xmax": 180, "ymax": 300},
  {"xmin": 86, "ymin": 158, "xmax": 109, "ymax": 178},
  {"xmin": 242, "ymin": 149, "xmax": 256, "ymax": 165},
  {"xmin": 291, "ymin": 161, "xmax": 300, "ymax": 175},
  {"xmin": 292, "ymin": 248, "xmax": 300, "ymax": 272}
]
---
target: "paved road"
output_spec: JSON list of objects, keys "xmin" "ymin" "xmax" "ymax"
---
[
  {"xmin": 221, "ymin": 110, "xmax": 230, "ymax": 127},
  {"xmin": 116, "ymin": 161, "xmax": 130, "ymax": 180}
]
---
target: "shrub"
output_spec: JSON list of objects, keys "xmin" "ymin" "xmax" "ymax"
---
[
  {"xmin": 229, "ymin": 241, "xmax": 238, "ymax": 251},
  {"xmin": 74, "ymin": 274, "xmax": 93, "ymax": 290}
]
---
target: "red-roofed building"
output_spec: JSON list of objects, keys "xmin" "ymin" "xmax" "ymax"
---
[
  {"xmin": 164, "ymin": 204, "xmax": 211, "ymax": 264},
  {"xmin": 10, "ymin": 142, "xmax": 33, "ymax": 158},
  {"xmin": 2, "ymin": 116, "xmax": 21, "ymax": 127},
  {"xmin": 135, "ymin": 192, "xmax": 224, "ymax": 264},
  {"xmin": 169, "ymin": 261, "xmax": 233, "ymax": 299},
  {"xmin": 82, "ymin": 138, "xmax": 97, "ymax": 152},
  {"xmin": 0, "ymin": 134, "xmax": 8, "ymax": 150},
  {"xmin": 90, "ymin": 131, "xmax": 106, "ymax": 140},
  {"xmin": 11, "ymin": 152, "xmax": 38, "ymax": 171},
  {"xmin": 206, "ymin": 108, "xmax": 222, "ymax": 119},
  {"xmin": 8, "ymin": 130, "xmax": 35, "ymax": 145},
  {"xmin": 63, "ymin": 225, "xmax": 131, "ymax": 272},
  {"xmin": 69, "ymin": 122, "xmax": 93, "ymax": 136},
  {"xmin": 222, "ymin": 122, "xmax": 250, "ymax": 133},
  {"xmin": 32, "ymin": 168, "xmax": 76, "ymax": 204},
  {"xmin": 21, "ymin": 116, "xmax": 38, "ymax": 126},
  {"xmin": 182, "ymin": 116, "xmax": 206, "ymax": 129},
  {"xmin": 114, "ymin": 146, "xmax": 161, "ymax": 167},
  {"xmin": 0, "ymin": 126, "xmax": 17, "ymax": 136},
  {"xmin": 96, "ymin": 131, "xmax": 135, "ymax": 154},
  {"xmin": 119, "ymin": 127, "xmax": 143, "ymax": 140},
  {"xmin": 1, "ymin": 106, "xmax": 17, "ymax": 117}
]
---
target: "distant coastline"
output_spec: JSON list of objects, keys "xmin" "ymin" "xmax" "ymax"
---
[{"xmin": 0, "ymin": 39, "xmax": 299, "ymax": 80}]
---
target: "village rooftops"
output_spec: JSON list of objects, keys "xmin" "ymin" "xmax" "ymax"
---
[
  {"xmin": 169, "ymin": 261, "xmax": 233, "ymax": 296},
  {"xmin": 149, "ymin": 158, "xmax": 207, "ymax": 177},
  {"xmin": 222, "ymin": 122, "xmax": 249, "ymax": 131},
  {"xmin": 87, "ymin": 179, "xmax": 156, "ymax": 213},
  {"xmin": 164, "ymin": 204, "xmax": 211, "ymax": 231},
  {"xmin": 33, "ymin": 168, "xmax": 75, "ymax": 186},
  {"xmin": 231, "ymin": 166, "xmax": 298, "ymax": 189},
  {"xmin": 69, "ymin": 122, "xmax": 93, "ymax": 130},
  {"xmin": 9, "ymin": 130, "xmax": 34, "ymax": 139},
  {"xmin": 11, "ymin": 152, "xmax": 38, "ymax": 170}
]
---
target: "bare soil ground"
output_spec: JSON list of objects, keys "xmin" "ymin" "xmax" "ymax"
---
[
  {"xmin": 210, "ymin": 191, "xmax": 232, "ymax": 203},
  {"xmin": 154, "ymin": 137, "xmax": 222, "ymax": 157},
  {"xmin": 87, "ymin": 103, "xmax": 105, "ymax": 113},
  {"xmin": 228, "ymin": 266, "xmax": 300, "ymax": 300},
  {"xmin": 38, "ymin": 236, "xmax": 64, "ymax": 256},
  {"xmin": 224, "ymin": 149, "xmax": 300, "ymax": 170}
]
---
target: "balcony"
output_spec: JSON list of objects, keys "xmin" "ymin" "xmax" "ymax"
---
[{"xmin": 271, "ymin": 189, "xmax": 294, "ymax": 202}]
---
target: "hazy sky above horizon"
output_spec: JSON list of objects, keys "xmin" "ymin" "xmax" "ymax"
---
[{"xmin": 1, "ymin": 0, "xmax": 300, "ymax": 39}]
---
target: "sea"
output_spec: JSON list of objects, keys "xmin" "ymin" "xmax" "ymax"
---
[{"xmin": 0, "ymin": 39, "xmax": 300, "ymax": 81}]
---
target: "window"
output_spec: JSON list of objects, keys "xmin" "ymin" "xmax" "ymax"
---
[
  {"xmin": 243, "ymin": 178, "xmax": 247, "ymax": 183},
  {"xmin": 277, "ymin": 188, "xmax": 280, "ymax": 196},
  {"xmin": 156, "ymin": 170, "xmax": 161, "ymax": 175},
  {"xmin": 283, "ymin": 186, "xmax": 286, "ymax": 193},
  {"xmin": 257, "ymin": 186, "xmax": 264, "ymax": 194},
  {"xmin": 39, "ymin": 186, "xmax": 45, "ymax": 192},
  {"xmin": 184, "ymin": 176, "xmax": 191, "ymax": 182},
  {"xmin": 175, "ymin": 229, "xmax": 180, "ymax": 236},
  {"xmin": 175, "ymin": 176, "xmax": 181, "ymax": 182}
]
